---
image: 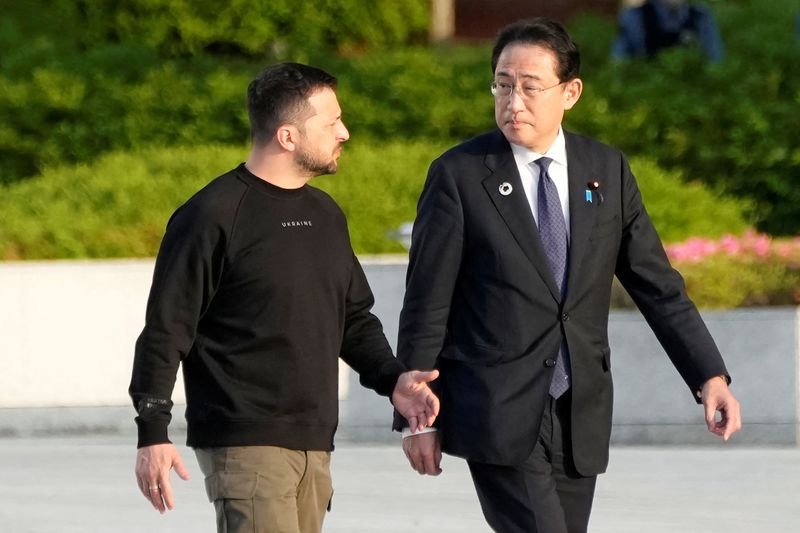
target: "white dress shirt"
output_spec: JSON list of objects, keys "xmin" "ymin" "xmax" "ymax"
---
[{"xmin": 510, "ymin": 127, "xmax": 571, "ymax": 240}]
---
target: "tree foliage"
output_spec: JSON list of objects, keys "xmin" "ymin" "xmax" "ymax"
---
[
  {"xmin": 0, "ymin": 0, "xmax": 796, "ymax": 236},
  {"xmin": 73, "ymin": 0, "xmax": 430, "ymax": 57}
]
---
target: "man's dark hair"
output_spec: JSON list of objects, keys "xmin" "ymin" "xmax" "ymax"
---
[
  {"xmin": 247, "ymin": 63, "xmax": 337, "ymax": 144},
  {"xmin": 491, "ymin": 18, "xmax": 581, "ymax": 82}
]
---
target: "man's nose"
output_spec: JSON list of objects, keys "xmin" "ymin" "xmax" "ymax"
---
[
  {"xmin": 338, "ymin": 123, "xmax": 350, "ymax": 142},
  {"xmin": 507, "ymin": 89, "xmax": 526, "ymax": 112}
]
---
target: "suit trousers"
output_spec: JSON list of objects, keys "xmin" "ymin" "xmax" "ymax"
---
[
  {"xmin": 467, "ymin": 391, "xmax": 597, "ymax": 533},
  {"xmin": 195, "ymin": 446, "xmax": 333, "ymax": 533}
]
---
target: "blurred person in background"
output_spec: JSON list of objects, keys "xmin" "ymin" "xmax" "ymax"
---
[
  {"xmin": 611, "ymin": 0, "xmax": 725, "ymax": 62},
  {"xmin": 129, "ymin": 62, "xmax": 439, "ymax": 533}
]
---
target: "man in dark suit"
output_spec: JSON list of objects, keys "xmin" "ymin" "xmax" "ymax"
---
[{"xmin": 395, "ymin": 17, "xmax": 741, "ymax": 533}]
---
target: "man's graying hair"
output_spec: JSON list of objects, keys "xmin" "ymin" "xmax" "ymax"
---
[
  {"xmin": 491, "ymin": 18, "xmax": 581, "ymax": 82},
  {"xmin": 247, "ymin": 63, "xmax": 337, "ymax": 144}
]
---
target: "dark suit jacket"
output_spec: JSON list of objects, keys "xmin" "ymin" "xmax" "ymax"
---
[{"xmin": 395, "ymin": 129, "xmax": 729, "ymax": 476}]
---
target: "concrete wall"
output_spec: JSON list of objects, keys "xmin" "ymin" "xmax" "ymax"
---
[{"xmin": 0, "ymin": 259, "xmax": 797, "ymax": 445}]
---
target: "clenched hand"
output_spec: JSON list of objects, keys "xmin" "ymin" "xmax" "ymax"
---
[{"xmin": 701, "ymin": 376, "xmax": 742, "ymax": 441}]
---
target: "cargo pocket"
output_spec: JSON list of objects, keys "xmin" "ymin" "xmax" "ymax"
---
[{"xmin": 203, "ymin": 471, "xmax": 259, "ymax": 503}]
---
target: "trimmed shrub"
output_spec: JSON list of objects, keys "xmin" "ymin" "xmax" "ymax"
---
[
  {"xmin": 0, "ymin": 141, "xmax": 451, "ymax": 259},
  {"xmin": 0, "ymin": 51, "xmax": 252, "ymax": 183},
  {"xmin": 629, "ymin": 156, "xmax": 750, "ymax": 243},
  {"xmin": 668, "ymin": 232, "xmax": 800, "ymax": 308},
  {"xmin": 38, "ymin": 0, "xmax": 430, "ymax": 58},
  {"xmin": 0, "ymin": 145, "xmax": 244, "ymax": 259},
  {"xmin": 0, "ymin": 143, "xmax": 748, "ymax": 260},
  {"xmin": 0, "ymin": 42, "xmax": 492, "ymax": 184},
  {"xmin": 315, "ymin": 139, "xmax": 454, "ymax": 253},
  {"xmin": 332, "ymin": 46, "xmax": 494, "ymax": 141}
]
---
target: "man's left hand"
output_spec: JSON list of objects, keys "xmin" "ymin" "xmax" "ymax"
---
[
  {"xmin": 392, "ymin": 370, "xmax": 440, "ymax": 433},
  {"xmin": 701, "ymin": 376, "xmax": 742, "ymax": 441}
]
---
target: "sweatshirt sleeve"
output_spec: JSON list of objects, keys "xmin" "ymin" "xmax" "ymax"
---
[
  {"xmin": 339, "ymin": 253, "xmax": 406, "ymax": 398},
  {"xmin": 128, "ymin": 199, "xmax": 231, "ymax": 447}
]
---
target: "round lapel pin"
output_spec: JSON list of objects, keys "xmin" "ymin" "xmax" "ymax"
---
[{"xmin": 499, "ymin": 182, "xmax": 513, "ymax": 196}]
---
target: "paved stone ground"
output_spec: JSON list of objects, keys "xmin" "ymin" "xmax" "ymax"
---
[{"xmin": 1, "ymin": 436, "xmax": 798, "ymax": 532}]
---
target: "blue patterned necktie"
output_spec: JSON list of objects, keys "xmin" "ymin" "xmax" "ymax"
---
[{"xmin": 534, "ymin": 157, "xmax": 571, "ymax": 398}]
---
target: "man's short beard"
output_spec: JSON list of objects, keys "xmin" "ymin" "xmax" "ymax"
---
[{"xmin": 295, "ymin": 146, "xmax": 337, "ymax": 177}]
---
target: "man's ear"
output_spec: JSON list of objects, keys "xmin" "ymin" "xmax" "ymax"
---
[
  {"xmin": 563, "ymin": 78, "xmax": 583, "ymax": 110},
  {"xmin": 276, "ymin": 124, "xmax": 299, "ymax": 152}
]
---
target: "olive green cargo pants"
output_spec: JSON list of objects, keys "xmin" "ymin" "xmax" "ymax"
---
[{"xmin": 195, "ymin": 446, "xmax": 333, "ymax": 533}]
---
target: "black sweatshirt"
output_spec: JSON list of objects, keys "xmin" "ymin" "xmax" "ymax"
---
[{"xmin": 129, "ymin": 164, "xmax": 406, "ymax": 450}]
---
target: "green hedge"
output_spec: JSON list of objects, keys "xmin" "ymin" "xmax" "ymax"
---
[
  {"xmin": 677, "ymin": 254, "xmax": 800, "ymax": 308},
  {"xmin": 0, "ymin": 142, "xmax": 447, "ymax": 259},
  {"xmin": 0, "ymin": 42, "xmax": 491, "ymax": 184},
  {"xmin": 629, "ymin": 157, "xmax": 749, "ymax": 242},
  {"xmin": 0, "ymin": 0, "xmax": 431, "ymax": 183},
  {"xmin": 329, "ymin": 46, "xmax": 494, "ymax": 141},
  {"xmin": 0, "ymin": 145, "xmax": 243, "ymax": 259},
  {"xmin": 0, "ymin": 46, "xmax": 252, "ymax": 183},
  {"xmin": 86, "ymin": 0, "xmax": 430, "ymax": 57},
  {"xmin": 2, "ymin": 1, "xmax": 429, "ymax": 58},
  {"xmin": 1, "ymin": 0, "xmax": 797, "ymax": 234},
  {"xmin": 0, "ymin": 143, "xmax": 748, "ymax": 260}
]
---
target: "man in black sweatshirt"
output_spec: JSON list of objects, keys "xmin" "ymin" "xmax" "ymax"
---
[{"xmin": 129, "ymin": 62, "xmax": 440, "ymax": 533}]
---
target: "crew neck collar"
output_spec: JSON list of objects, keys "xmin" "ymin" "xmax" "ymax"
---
[{"xmin": 236, "ymin": 163, "xmax": 308, "ymax": 199}]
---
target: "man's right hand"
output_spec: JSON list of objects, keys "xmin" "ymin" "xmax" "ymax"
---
[
  {"xmin": 402, "ymin": 430, "xmax": 442, "ymax": 476},
  {"xmin": 135, "ymin": 443, "xmax": 191, "ymax": 513},
  {"xmin": 392, "ymin": 369, "xmax": 440, "ymax": 432}
]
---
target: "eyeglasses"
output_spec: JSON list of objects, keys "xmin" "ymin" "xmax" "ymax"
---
[{"xmin": 490, "ymin": 80, "xmax": 565, "ymax": 99}]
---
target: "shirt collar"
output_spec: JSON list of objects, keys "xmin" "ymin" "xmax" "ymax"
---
[{"xmin": 510, "ymin": 127, "xmax": 567, "ymax": 168}]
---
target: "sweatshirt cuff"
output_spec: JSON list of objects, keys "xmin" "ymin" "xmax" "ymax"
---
[
  {"xmin": 375, "ymin": 358, "xmax": 407, "ymax": 397},
  {"xmin": 136, "ymin": 420, "xmax": 171, "ymax": 448}
]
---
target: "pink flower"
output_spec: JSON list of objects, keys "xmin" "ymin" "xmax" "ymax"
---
[
  {"xmin": 666, "ymin": 230, "xmax": 799, "ymax": 265},
  {"xmin": 669, "ymin": 237, "xmax": 719, "ymax": 263},
  {"xmin": 744, "ymin": 232, "xmax": 771, "ymax": 257},
  {"xmin": 719, "ymin": 234, "xmax": 742, "ymax": 256}
]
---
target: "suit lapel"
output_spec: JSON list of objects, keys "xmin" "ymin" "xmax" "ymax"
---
[
  {"xmin": 564, "ymin": 132, "xmax": 600, "ymax": 301},
  {"xmin": 481, "ymin": 131, "xmax": 561, "ymax": 302}
]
